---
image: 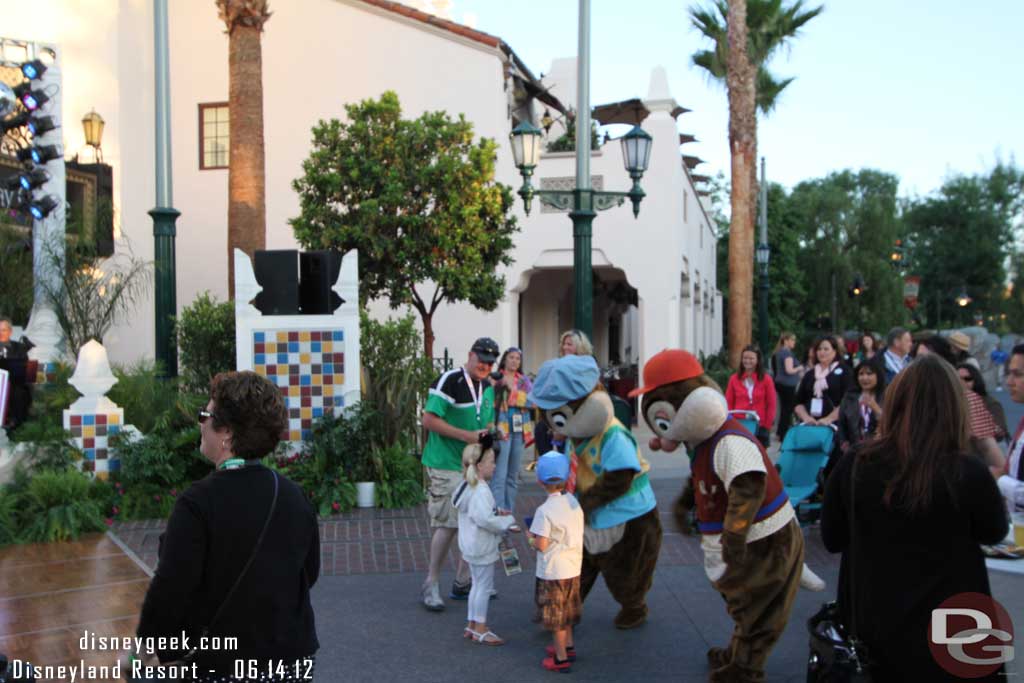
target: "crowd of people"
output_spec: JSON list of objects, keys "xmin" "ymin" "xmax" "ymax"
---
[{"xmin": 106, "ymin": 322, "xmax": 1022, "ymax": 681}]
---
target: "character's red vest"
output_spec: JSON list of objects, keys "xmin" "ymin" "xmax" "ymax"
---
[{"xmin": 691, "ymin": 418, "xmax": 789, "ymax": 535}]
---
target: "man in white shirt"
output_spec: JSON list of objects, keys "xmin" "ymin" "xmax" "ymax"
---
[{"xmin": 997, "ymin": 344, "xmax": 1024, "ymax": 509}]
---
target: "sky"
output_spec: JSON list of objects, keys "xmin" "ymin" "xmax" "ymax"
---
[{"xmin": 423, "ymin": 0, "xmax": 1024, "ymax": 199}]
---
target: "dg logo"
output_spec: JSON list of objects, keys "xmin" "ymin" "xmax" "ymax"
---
[{"xmin": 929, "ymin": 592, "xmax": 1015, "ymax": 678}]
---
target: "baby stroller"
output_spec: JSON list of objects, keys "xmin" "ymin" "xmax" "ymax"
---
[
  {"xmin": 727, "ymin": 410, "xmax": 760, "ymax": 437},
  {"xmin": 776, "ymin": 424, "xmax": 836, "ymax": 524}
]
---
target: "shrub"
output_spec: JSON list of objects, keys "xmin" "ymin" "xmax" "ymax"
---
[
  {"xmin": 373, "ymin": 439, "xmax": 424, "ymax": 509},
  {"xmin": 699, "ymin": 348, "xmax": 731, "ymax": 394},
  {"xmin": 175, "ymin": 292, "xmax": 236, "ymax": 392},
  {"xmin": 360, "ymin": 311, "xmax": 434, "ymax": 451},
  {"xmin": 119, "ymin": 482, "xmax": 177, "ymax": 520},
  {"xmin": 8, "ymin": 420, "xmax": 81, "ymax": 471},
  {"xmin": 21, "ymin": 469, "xmax": 105, "ymax": 542},
  {"xmin": 107, "ymin": 360, "xmax": 185, "ymax": 433},
  {"xmin": 0, "ymin": 489, "xmax": 19, "ymax": 545},
  {"xmin": 268, "ymin": 451, "xmax": 357, "ymax": 516}
]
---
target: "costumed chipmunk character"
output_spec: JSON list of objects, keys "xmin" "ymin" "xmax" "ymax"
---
[
  {"xmin": 630, "ymin": 349, "xmax": 804, "ymax": 683},
  {"xmin": 528, "ymin": 355, "xmax": 662, "ymax": 629}
]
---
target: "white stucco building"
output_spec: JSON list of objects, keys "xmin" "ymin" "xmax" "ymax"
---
[{"xmin": 4, "ymin": 0, "xmax": 721, "ymax": 380}]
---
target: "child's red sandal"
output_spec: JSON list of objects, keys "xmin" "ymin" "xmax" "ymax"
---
[
  {"xmin": 544, "ymin": 645, "xmax": 577, "ymax": 662},
  {"xmin": 542, "ymin": 655, "xmax": 572, "ymax": 673}
]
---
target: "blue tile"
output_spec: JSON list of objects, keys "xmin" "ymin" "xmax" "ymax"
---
[
  {"xmin": 254, "ymin": 332, "xmax": 265, "ymax": 342},
  {"xmin": 289, "ymin": 342, "xmax": 299, "ymax": 353},
  {"xmin": 332, "ymin": 330, "xmax": 344, "ymax": 341},
  {"xmin": 300, "ymin": 375, "xmax": 311, "ymax": 386},
  {"xmin": 277, "ymin": 353, "xmax": 288, "ymax": 364},
  {"xmin": 84, "ymin": 448, "xmax": 96, "ymax": 460},
  {"xmin": 255, "ymin": 353, "xmax": 266, "ymax": 364},
  {"xmin": 323, "ymin": 363, "xmax": 333, "ymax": 374},
  {"xmin": 83, "ymin": 415, "xmax": 95, "ymax": 426},
  {"xmin": 301, "ymin": 429, "xmax": 311, "ymax": 440},
  {"xmin": 108, "ymin": 425, "xmax": 121, "ymax": 435},
  {"xmin": 313, "ymin": 407, "xmax": 323, "ymax": 418},
  {"xmin": 311, "ymin": 342, "xmax": 321, "ymax": 353}
]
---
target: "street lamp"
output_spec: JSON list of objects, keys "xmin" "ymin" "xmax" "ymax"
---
[
  {"xmin": 955, "ymin": 287, "xmax": 971, "ymax": 308},
  {"xmin": 81, "ymin": 109, "xmax": 104, "ymax": 162},
  {"xmin": 508, "ymin": 0, "xmax": 651, "ymax": 340},
  {"xmin": 755, "ymin": 241, "xmax": 770, "ymax": 353}
]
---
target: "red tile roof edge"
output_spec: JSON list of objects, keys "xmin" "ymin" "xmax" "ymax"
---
[{"xmin": 356, "ymin": 0, "xmax": 503, "ymax": 49}]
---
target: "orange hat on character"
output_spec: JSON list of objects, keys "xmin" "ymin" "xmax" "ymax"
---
[{"xmin": 628, "ymin": 349, "xmax": 704, "ymax": 398}]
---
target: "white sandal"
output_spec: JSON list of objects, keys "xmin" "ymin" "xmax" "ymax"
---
[{"xmin": 469, "ymin": 630, "xmax": 505, "ymax": 646}]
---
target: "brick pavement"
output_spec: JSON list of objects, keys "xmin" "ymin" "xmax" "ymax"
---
[{"xmin": 111, "ymin": 477, "xmax": 839, "ymax": 576}]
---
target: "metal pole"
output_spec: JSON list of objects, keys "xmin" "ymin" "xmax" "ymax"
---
[
  {"xmin": 758, "ymin": 157, "xmax": 769, "ymax": 353},
  {"xmin": 151, "ymin": 0, "xmax": 179, "ymax": 377},
  {"xmin": 570, "ymin": 0, "xmax": 595, "ymax": 340}
]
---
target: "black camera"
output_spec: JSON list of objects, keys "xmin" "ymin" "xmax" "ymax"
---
[{"xmin": 489, "ymin": 371, "xmax": 503, "ymax": 381}]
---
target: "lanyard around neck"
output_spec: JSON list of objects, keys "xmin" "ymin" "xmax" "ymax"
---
[{"xmin": 463, "ymin": 368, "xmax": 482, "ymax": 420}]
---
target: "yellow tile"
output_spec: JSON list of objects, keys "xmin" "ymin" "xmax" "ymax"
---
[
  {"xmin": 289, "ymin": 386, "xmax": 300, "ymax": 397},
  {"xmin": 322, "ymin": 341, "xmax": 332, "ymax": 353},
  {"xmin": 264, "ymin": 342, "xmax": 276, "ymax": 353},
  {"xmin": 109, "ymin": 414, "xmax": 120, "ymax": 424},
  {"xmin": 312, "ymin": 375, "xmax": 323, "ymax": 386},
  {"xmin": 96, "ymin": 471, "xmax": 109, "ymax": 481},
  {"xmin": 335, "ymin": 373, "xmax": 345, "ymax": 385},
  {"xmin": 277, "ymin": 331, "xmax": 288, "ymax": 342},
  {"xmin": 323, "ymin": 386, "xmax": 334, "ymax": 396},
  {"xmin": 83, "ymin": 426, "xmax": 95, "ymax": 438},
  {"xmin": 254, "ymin": 365, "xmax": 266, "ymax": 376},
  {"xmin": 289, "ymin": 430, "xmax": 301, "ymax": 441},
  {"xmin": 301, "ymin": 407, "xmax": 312, "ymax": 419},
  {"xmin": 300, "ymin": 331, "xmax": 311, "ymax": 342},
  {"xmin": 300, "ymin": 353, "xmax": 311, "ymax": 364}
]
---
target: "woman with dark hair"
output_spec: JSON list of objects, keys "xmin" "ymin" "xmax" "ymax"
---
[
  {"xmin": 725, "ymin": 345, "xmax": 776, "ymax": 448},
  {"xmin": 837, "ymin": 361, "xmax": 884, "ymax": 453},
  {"xmin": 854, "ymin": 332, "xmax": 878, "ymax": 364},
  {"xmin": 794, "ymin": 336, "xmax": 854, "ymax": 427},
  {"xmin": 135, "ymin": 371, "xmax": 319, "ymax": 682},
  {"xmin": 957, "ymin": 362, "xmax": 1009, "ymax": 444},
  {"xmin": 489, "ymin": 346, "xmax": 533, "ymax": 528},
  {"xmin": 772, "ymin": 332, "xmax": 803, "ymax": 441},
  {"xmin": 822, "ymin": 356, "xmax": 1008, "ymax": 681}
]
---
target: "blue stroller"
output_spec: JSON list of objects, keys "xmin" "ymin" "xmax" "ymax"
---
[
  {"xmin": 776, "ymin": 424, "xmax": 836, "ymax": 523},
  {"xmin": 727, "ymin": 410, "xmax": 760, "ymax": 437}
]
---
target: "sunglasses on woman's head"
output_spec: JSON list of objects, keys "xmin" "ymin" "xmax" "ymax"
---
[{"xmin": 197, "ymin": 409, "xmax": 215, "ymax": 424}]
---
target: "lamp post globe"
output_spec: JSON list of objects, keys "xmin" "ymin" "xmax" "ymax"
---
[
  {"xmin": 509, "ymin": 120, "xmax": 543, "ymax": 214},
  {"xmin": 621, "ymin": 124, "xmax": 652, "ymax": 217},
  {"xmin": 755, "ymin": 242, "xmax": 770, "ymax": 276}
]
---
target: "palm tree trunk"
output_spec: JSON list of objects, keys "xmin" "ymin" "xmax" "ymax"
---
[
  {"xmin": 227, "ymin": 22, "xmax": 267, "ymax": 299},
  {"xmin": 726, "ymin": 0, "xmax": 757, "ymax": 368}
]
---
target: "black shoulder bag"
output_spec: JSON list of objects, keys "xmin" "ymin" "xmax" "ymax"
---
[
  {"xmin": 181, "ymin": 469, "xmax": 280, "ymax": 664},
  {"xmin": 807, "ymin": 457, "xmax": 874, "ymax": 682}
]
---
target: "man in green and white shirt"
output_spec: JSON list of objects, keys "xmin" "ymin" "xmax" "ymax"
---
[{"xmin": 421, "ymin": 337, "xmax": 499, "ymax": 612}]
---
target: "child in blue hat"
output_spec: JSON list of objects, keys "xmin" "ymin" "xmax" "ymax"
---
[{"xmin": 527, "ymin": 451, "xmax": 584, "ymax": 673}]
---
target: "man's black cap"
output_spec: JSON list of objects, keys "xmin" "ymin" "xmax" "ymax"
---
[{"xmin": 470, "ymin": 337, "xmax": 500, "ymax": 363}]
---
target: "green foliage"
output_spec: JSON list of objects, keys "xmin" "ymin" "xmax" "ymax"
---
[
  {"xmin": 373, "ymin": 440, "xmax": 425, "ymax": 509},
  {"xmin": 0, "ymin": 489, "xmax": 19, "ymax": 546},
  {"xmin": 107, "ymin": 360, "xmax": 185, "ymax": 433},
  {"xmin": 38, "ymin": 240, "xmax": 151, "ymax": 356},
  {"xmin": 698, "ymin": 348, "xmax": 732, "ymax": 392},
  {"xmin": 15, "ymin": 362, "xmax": 77, "ymax": 430},
  {"xmin": 113, "ymin": 427, "xmax": 206, "ymax": 492},
  {"xmin": 9, "ymin": 420, "xmax": 82, "ymax": 471},
  {"xmin": 119, "ymin": 482, "xmax": 177, "ymax": 520},
  {"xmin": 174, "ymin": 292, "xmax": 236, "ymax": 392},
  {"xmin": 21, "ymin": 469, "xmax": 105, "ymax": 542},
  {"xmin": 0, "ymin": 225, "xmax": 33, "ymax": 324},
  {"xmin": 360, "ymin": 310, "xmax": 434, "ymax": 451},
  {"xmin": 301, "ymin": 403, "xmax": 381, "ymax": 483},
  {"xmin": 689, "ymin": 0, "xmax": 824, "ymax": 113},
  {"xmin": 546, "ymin": 113, "xmax": 600, "ymax": 153},
  {"xmin": 904, "ymin": 161, "xmax": 1024, "ymax": 329},
  {"xmin": 290, "ymin": 91, "xmax": 518, "ymax": 357},
  {"xmin": 267, "ymin": 452, "xmax": 357, "ymax": 516}
]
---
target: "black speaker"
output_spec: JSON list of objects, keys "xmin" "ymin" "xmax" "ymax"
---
[
  {"xmin": 299, "ymin": 250, "xmax": 343, "ymax": 314},
  {"xmin": 253, "ymin": 250, "xmax": 299, "ymax": 315}
]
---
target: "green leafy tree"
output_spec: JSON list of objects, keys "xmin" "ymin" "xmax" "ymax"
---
[
  {"xmin": 787, "ymin": 170, "xmax": 907, "ymax": 333},
  {"xmin": 904, "ymin": 161, "xmax": 1024, "ymax": 328},
  {"xmin": 174, "ymin": 291, "xmax": 236, "ymax": 392},
  {"xmin": 690, "ymin": 0, "xmax": 822, "ymax": 366},
  {"xmin": 290, "ymin": 91, "xmax": 518, "ymax": 359}
]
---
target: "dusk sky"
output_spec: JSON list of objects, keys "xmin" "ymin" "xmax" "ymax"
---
[{"xmin": 441, "ymin": 0, "xmax": 1023, "ymax": 199}]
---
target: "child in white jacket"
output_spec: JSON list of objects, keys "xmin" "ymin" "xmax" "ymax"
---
[{"xmin": 453, "ymin": 439, "xmax": 515, "ymax": 645}]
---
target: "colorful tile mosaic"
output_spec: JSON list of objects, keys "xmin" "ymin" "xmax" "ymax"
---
[
  {"xmin": 252, "ymin": 329, "xmax": 347, "ymax": 441},
  {"xmin": 35, "ymin": 361, "xmax": 58, "ymax": 384},
  {"xmin": 65, "ymin": 410, "xmax": 124, "ymax": 478}
]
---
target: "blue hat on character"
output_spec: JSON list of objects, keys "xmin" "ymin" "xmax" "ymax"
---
[
  {"xmin": 536, "ymin": 451, "xmax": 570, "ymax": 484},
  {"xmin": 528, "ymin": 355, "xmax": 600, "ymax": 409}
]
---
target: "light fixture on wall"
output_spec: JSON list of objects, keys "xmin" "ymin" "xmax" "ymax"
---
[{"xmin": 82, "ymin": 109, "xmax": 105, "ymax": 162}]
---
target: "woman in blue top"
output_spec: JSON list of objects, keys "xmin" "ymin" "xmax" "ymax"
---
[{"xmin": 489, "ymin": 347, "xmax": 534, "ymax": 530}]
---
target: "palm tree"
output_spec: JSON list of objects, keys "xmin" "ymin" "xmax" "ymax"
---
[
  {"xmin": 216, "ymin": 0, "xmax": 271, "ymax": 299},
  {"xmin": 690, "ymin": 0, "xmax": 822, "ymax": 366}
]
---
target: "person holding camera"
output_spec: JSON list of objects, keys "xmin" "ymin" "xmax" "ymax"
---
[
  {"xmin": 420, "ymin": 337, "xmax": 500, "ymax": 612},
  {"xmin": 488, "ymin": 347, "xmax": 533, "ymax": 530}
]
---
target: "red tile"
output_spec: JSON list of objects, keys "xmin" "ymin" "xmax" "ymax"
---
[
  {"xmin": 96, "ymin": 414, "xmax": 107, "ymax": 425},
  {"xmin": 255, "ymin": 343, "xmax": 265, "ymax": 353},
  {"xmin": 288, "ymin": 331, "xmax": 299, "ymax": 342},
  {"xmin": 71, "ymin": 415, "xmax": 82, "ymax": 426},
  {"xmin": 310, "ymin": 331, "xmax": 321, "ymax": 341},
  {"xmin": 83, "ymin": 438, "xmax": 94, "ymax": 448}
]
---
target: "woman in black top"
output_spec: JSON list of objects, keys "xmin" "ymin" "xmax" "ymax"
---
[
  {"xmin": 958, "ymin": 362, "xmax": 1010, "ymax": 445},
  {"xmin": 794, "ymin": 335, "xmax": 854, "ymax": 427},
  {"xmin": 836, "ymin": 361, "xmax": 885, "ymax": 454},
  {"xmin": 136, "ymin": 371, "xmax": 319, "ymax": 682},
  {"xmin": 822, "ymin": 356, "xmax": 1009, "ymax": 682}
]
